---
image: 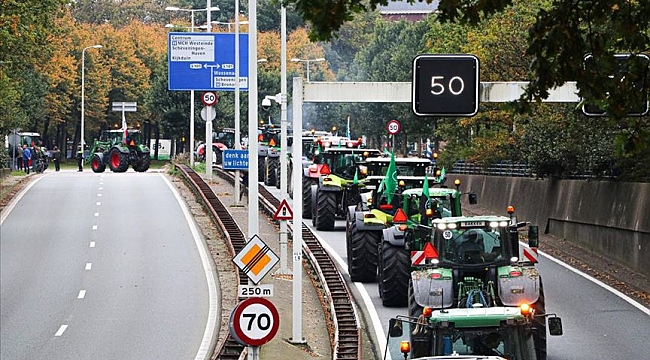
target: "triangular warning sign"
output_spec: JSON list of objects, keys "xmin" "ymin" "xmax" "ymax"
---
[{"xmin": 273, "ymin": 199, "xmax": 293, "ymax": 220}]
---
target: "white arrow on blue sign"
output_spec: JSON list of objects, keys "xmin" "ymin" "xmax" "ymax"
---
[{"xmin": 223, "ymin": 149, "xmax": 249, "ymax": 170}]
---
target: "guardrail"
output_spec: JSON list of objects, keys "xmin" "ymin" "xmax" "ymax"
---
[{"xmin": 450, "ymin": 160, "xmax": 533, "ymax": 177}]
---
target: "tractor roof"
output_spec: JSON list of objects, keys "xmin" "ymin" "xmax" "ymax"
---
[
  {"xmin": 429, "ymin": 307, "xmax": 525, "ymax": 328},
  {"xmin": 432, "ymin": 215, "xmax": 511, "ymax": 225},
  {"xmin": 322, "ymin": 148, "xmax": 381, "ymax": 155},
  {"xmin": 366, "ymin": 157, "xmax": 431, "ymax": 166},
  {"xmin": 402, "ymin": 187, "xmax": 457, "ymax": 197}
]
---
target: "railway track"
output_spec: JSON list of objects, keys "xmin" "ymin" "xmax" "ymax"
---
[{"xmin": 175, "ymin": 164, "xmax": 361, "ymax": 359}]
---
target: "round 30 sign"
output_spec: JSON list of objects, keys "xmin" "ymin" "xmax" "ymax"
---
[{"xmin": 229, "ymin": 297, "xmax": 279, "ymax": 346}]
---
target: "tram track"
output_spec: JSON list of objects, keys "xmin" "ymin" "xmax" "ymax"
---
[{"xmin": 175, "ymin": 164, "xmax": 361, "ymax": 359}]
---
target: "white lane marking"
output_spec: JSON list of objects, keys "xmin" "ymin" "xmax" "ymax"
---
[
  {"xmin": 0, "ymin": 176, "xmax": 44, "ymax": 225},
  {"xmin": 162, "ymin": 175, "xmax": 219, "ymax": 360},
  {"xmin": 85, "ymin": 263, "xmax": 92, "ymax": 270},
  {"xmin": 54, "ymin": 325, "xmax": 68, "ymax": 336},
  {"xmin": 302, "ymin": 224, "xmax": 387, "ymax": 356},
  {"xmin": 94, "ymin": 212, "xmax": 99, "ymax": 217},
  {"xmin": 77, "ymin": 290, "xmax": 86, "ymax": 299},
  {"xmin": 97, "ymin": 194, "xmax": 102, "ymax": 197},
  {"xmin": 92, "ymin": 225, "xmax": 98, "ymax": 230},
  {"xmin": 96, "ymin": 202, "xmax": 101, "ymax": 206},
  {"xmin": 89, "ymin": 242, "xmax": 96, "ymax": 248},
  {"xmin": 99, "ymin": 187, "xmax": 103, "ymax": 190},
  {"xmin": 537, "ymin": 248, "xmax": 650, "ymax": 316}
]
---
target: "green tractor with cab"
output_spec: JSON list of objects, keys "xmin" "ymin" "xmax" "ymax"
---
[
  {"xmin": 89, "ymin": 129, "xmax": 150, "ymax": 173},
  {"xmin": 384, "ymin": 305, "xmax": 563, "ymax": 360},
  {"xmin": 345, "ymin": 156, "xmax": 442, "ymax": 282},
  {"xmin": 310, "ymin": 147, "xmax": 381, "ymax": 230}
]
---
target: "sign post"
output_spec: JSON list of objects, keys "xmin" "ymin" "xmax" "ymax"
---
[{"xmin": 202, "ymin": 92, "xmax": 217, "ymax": 179}]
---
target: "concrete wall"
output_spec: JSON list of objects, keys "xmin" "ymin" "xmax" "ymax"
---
[{"xmin": 453, "ymin": 175, "xmax": 650, "ymax": 276}]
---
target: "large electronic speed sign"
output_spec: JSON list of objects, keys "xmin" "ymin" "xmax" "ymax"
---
[{"xmin": 412, "ymin": 54, "xmax": 480, "ymax": 117}]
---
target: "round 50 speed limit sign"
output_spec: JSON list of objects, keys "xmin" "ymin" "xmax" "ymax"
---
[
  {"xmin": 202, "ymin": 92, "xmax": 218, "ymax": 106},
  {"xmin": 386, "ymin": 119, "xmax": 401, "ymax": 135},
  {"xmin": 229, "ymin": 297, "xmax": 279, "ymax": 346}
]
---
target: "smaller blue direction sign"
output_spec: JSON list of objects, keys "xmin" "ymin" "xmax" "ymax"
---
[{"xmin": 223, "ymin": 150, "xmax": 249, "ymax": 170}]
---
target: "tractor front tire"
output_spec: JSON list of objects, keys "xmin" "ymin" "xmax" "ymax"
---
[
  {"xmin": 533, "ymin": 279, "xmax": 547, "ymax": 360},
  {"xmin": 258, "ymin": 156, "xmax": 265, "ymax": 182},
  {"xmin": 265, "ymin": 157, "xmax": 278, "ymax": 187},
  {"xmin": 378, "ymin": 241, "xmax": 410, "ymax": 307},
  {"xmin": 315, "ymin": 190, "xmax": 336, "ymax": 231},
  {"xmin": 108, "ymin": 148, "xmax": 128, "ymax": 172},
  {"xmin": 91, "ymin": 154, "xmax": 106, "ymax": 173}
]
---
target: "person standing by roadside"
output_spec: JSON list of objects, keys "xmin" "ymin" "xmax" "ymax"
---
[
  {"xmin": 52, "ymin": 146, "xmax": 61, "ymax": 171},
  {"xmin": 22, "ymin": 144, "xmax": 32, "ymax": 174},
  {"xmin": 76, "ymin": 147, "xmax": 83, "ymax": 172},
  {"xmin": 16, "ymin": 144, "xmax": 23, "ymax": 171}
]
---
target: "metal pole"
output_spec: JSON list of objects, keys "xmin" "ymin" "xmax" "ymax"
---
[
  {"xmin": 248, "ymin": 0, "xmax": 259, "ymax": 239},
  {"xmin": 81, "ymin": 47, "xmax": 86, "ymax": 167},
  {"xmin": 306, "ymin": 61, "xmax": 310, "ymax": 82},
  {"xmin": 234, "ymin": 0, "xmax": 241, "ymax": 205},
  {"xmin": 290, "ymin": 76, "xmax": 304, "ymax": 344},
  {"xmin": 276, "ymin": 5, "xmax": 290, "ymax": 275},
  {"xmin": 190, "ymin": 11, "xmax": 195, "ymax": 168},
  {"xmin": 205, "ymin": 1, "xmax": 213, "ymax": 179}
]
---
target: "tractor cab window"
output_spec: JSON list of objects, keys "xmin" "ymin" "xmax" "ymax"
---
[
  {"xmin": 439, "ymin": 227, "xmax": 508, "ymax": 265},
  {"xmin": 435, "ymin": 328, "xmax": 515, "ymax": 358},
  {"xmin": 406, "ymin": 196, "xmax": 453, "ymax": 218}
]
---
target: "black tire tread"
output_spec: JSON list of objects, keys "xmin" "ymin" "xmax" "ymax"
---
[
  {"xmin": 379, "ymin": 241, "xmax": 410, "ymax": 307},
  {"xmin": 348, "ymin": 224, "xmax": 380, "ymax": 282},
  {"xmin": 315, "ymin": 190, "xmax": 336, "ymax": 231}
]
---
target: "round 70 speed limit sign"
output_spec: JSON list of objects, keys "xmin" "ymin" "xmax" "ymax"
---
[
  {"xmin": 229, "ymin": 297, "xmax": 279, "ymax": 346},
  {"xmin": 201, "ymin": 92, "xmax": 218, "ymax": 106},
  {"xmin": 386, "ymin": 119, "xmax": 401, "ymax": 135}
]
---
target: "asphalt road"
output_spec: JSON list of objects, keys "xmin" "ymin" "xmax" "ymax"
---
[
  {"xmin": 1, "ymin": 171, "xmax": 217, "ymax": 360},
  {"xmin": 262, "ymin": 181, "xmax": 650, "ymax": 359}
]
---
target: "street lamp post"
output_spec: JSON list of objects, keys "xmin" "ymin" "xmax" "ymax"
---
[
  {"xmin": 165, "ymin": 5, "xmax": 219, "ymax": 168},
  {"xmin": 81, "ymin": 44, "xmax": 102, "ymax": 169},
  {"xmin": 290, "ymin": 57, "xmax": 326, "ymax": 82}
]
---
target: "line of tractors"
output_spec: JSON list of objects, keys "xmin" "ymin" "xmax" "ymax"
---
[
  {"xmin": 256, "ymin": 132, "xmax": 564, "ymax": 360},
  {"xmin": 202, "ymin": 123, "xmax": 562, "ymax": 359}
]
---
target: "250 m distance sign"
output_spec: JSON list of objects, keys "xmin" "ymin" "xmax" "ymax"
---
[{"xmin": 412, "ymin": 54, "xmax": 480, "ymax": 117}]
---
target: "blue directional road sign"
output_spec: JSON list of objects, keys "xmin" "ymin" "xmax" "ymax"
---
[
  {"xmin": 223, "ymin": 150, "xmax": 249, "ymax": 170},
  {"xmin": 168, "ymin": 32, "xmax": 249, "ymax": 91}
]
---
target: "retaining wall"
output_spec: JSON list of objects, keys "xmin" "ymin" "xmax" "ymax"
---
[{"xmin": 453, "ymin": 175, "xmax": 650, "ymax": 276}]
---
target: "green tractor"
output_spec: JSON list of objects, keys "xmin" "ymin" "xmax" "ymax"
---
[
  {"xmin": 384, "ymin": 306, "xmax": 563, "ymax": 360},
  {"xmin": 310, "ymin": 147, "xmax": 381, "ymax": 230},
  {"xmin": 89, "ymin": 129, "xmax": 150, "ymax": 173},
  {"xmin": 345, "ymin": 156, "xmax": 438, "ymax": 282},
  {"xmin": 377, "ymin": 182, "xmax": 474, "ymax": 306},
  {"xmin": 257, "ymin": 124, "xmax": 281, "ymax": 184},
  {"xmin": 398, "ymin": 211, "xmax": 551, "ymax": 360}
]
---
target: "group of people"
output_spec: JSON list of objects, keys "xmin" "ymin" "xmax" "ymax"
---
[{"xmin": 16, "ymin": 144, "xmax": 62, "ymax": 174}]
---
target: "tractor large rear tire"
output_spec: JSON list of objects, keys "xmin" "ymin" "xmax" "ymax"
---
[
  {"xmin": 214, "ymin": 147, "xmax": 223, "ymax": 165},
  {"xmin": 315, "ymin": 190, "xmax": 336, "ymax": 231},
  {"xmin": 302, "ymin": 177, "xmax": 314, "ymax": 219},
  {"xmin": 265, "ymin": 157, "xmax": 278, "ymax": 187},
  {"xmin": 91, "ymin": 154, "xmax": 106, "ymax": 173},
  {"xmin": 378, "ymin": 241, "xmax": 410, "ymax": 307},
  {"xmin": 348, "ymin": 223, "xmax": 380, "ymax": 282},
  {"xmin": 108, "ymin": 148, "xmax": 128, "ymax": 172},
  {"xmin": 134, "ymin": 153, "xmax": 150, "ymax": 172},
  {"xmin": 533, "ymin": 279, "xmax": 547, "ymax": 360}
]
